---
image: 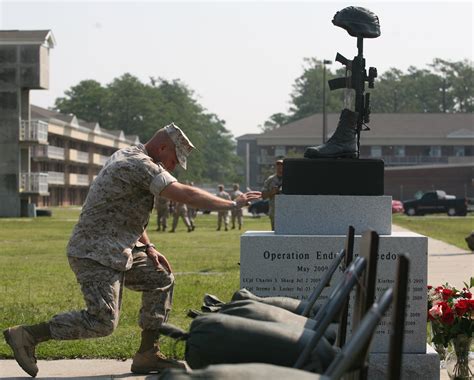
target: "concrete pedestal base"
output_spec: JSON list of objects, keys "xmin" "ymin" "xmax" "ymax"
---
[
  {"xmin": 274, "ymin": 195, "xmax": 392, "ymax": 235},
  {"xmin": 240, "ymin": 231, "xmax": 428, "ymax": 353},
  {"xmin": 368, "ymin": 344, "xmax": 440, "ymax": 380}
]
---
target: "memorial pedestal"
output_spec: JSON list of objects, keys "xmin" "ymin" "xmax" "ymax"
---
[
  {"xmin": 240, "ymin": 231, "xmax": 439, "ymax": 379},
  {"xmin": 239, "ymin": 158, "xmax": 438, "ymax": 379},
  {"xmin": 282, "ymin": 158, "xmax": 384, "ymax": 195},
  {"xmin": 275, "ymin": 195, "xmax": 392, "ymax": 235}
]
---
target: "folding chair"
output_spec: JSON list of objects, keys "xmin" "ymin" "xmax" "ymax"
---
[
  {"xmin": 158, "ymin": 287, "xmax": 394, "ymax": 380},
  {"xmin": 159, "ymin": 256, "xmax": 366, "ymax": 371},
  {"xmin": 322, "ymin": 288, "xmax": 394, "ymax": 379},
  {"xmin": 160, "ymin": 236, "xmax": 406, "ymax": 380},
  {"xmin": 294, "ymin": 230, "xmax": 378, "ymax": 370},
  {"xmin": 335, "ymin": 225, "xmax": 355, "ymax": 348},
  {"xmin": 345, "ymin": 230, "xmax": 379, "ymax": 380}
]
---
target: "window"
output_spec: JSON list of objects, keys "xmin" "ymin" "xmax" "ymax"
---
[
  {"xmin": 275, "ymin": 146, "xmax": 286, "ymax": 157},
  {"xmin": 429, "ymin": 146, "xmax": 442, "ymax": 157},
  {"xmin": 454, "ymin": 146, "xmax": 465, "ymax": 157},
  {"xmin": 370, "ymin": 146, "xmax": 382, "ymax": 157},
  {"xmin": 394, "ymin": 146, "xmax": 405, "ymax": 157}
]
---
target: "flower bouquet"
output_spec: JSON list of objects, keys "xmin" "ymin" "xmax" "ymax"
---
[{"xmin": 427, "ymin": 277, "xmax": 474, "ymax": 379}]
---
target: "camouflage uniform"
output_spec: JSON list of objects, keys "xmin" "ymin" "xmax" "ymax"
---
[
  {"xmin": 216, "ymin": 190, "xmax": 231, "ymax": 231},
  {"xmin": 170, "ymin": 202, "xmax": 192, "ymax": 232},
  {"xmin": 50, "ymin": 144, "xmax": 177, "ymax": 340},
  {"xmin": 187, "ymin": 206, "xmax": 196, "ymax": 230},
  {"xmin": 262, "ymin": 174, "xmax": 282, "ymax": 230},
  {"xmin": 155, "ymin": 196, "xmax": 170, "ymax": 231},
  {"xmin": 230, "ymin": 189, "xmax": 243, "ymax": 229}
]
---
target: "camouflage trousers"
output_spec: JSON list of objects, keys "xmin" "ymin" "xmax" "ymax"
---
[
  {"xmin": 231, "ymin": 209, "xmax": 243, "ymax": 228},
  {"xmin": 157, "ymin": 207, "xmax": 169, "ymax": 230},
  {"xmin": 49, "ymin": 249, "xmax": 174, "ymax": 340},
  {"xmin": 171, "ymin": 209, "xmax": 192, "ymax": 231},
  {"xmin": 217, "ymin": 211, "xmax": 229, "ymax": 230}
]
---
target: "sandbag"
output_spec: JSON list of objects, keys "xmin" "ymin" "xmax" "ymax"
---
[
  {"xmin": 159, "ymin": 363, "xmax": 321, "ymax": 380},
  {"xmin": 221, "ymin": 299, "xmax": 314, "ymax": 327},
  {"xmin": 185, "ymin": 313, "xmax": 337, "ymax": 372},
  {"xmin": 219, "ymin": 300, "xmax": 337, "ymax": 344},
  {"xmin": 231, "ymin": 288, "xmax": 320, "ymax": 317}
]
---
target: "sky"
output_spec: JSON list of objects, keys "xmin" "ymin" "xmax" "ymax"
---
[{"xmin": 1, "ymin": 1, "xmax": 472, "ymax": 138}]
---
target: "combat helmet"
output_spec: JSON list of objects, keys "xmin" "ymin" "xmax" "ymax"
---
[{"xmin": 332, "ymin": 6, "xmax": 381, "ymax": 38}]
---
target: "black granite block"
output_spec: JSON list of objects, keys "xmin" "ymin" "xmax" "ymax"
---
[{"xmin": 282, "ymin": 158, "xmax": 384, "ymax": 195}]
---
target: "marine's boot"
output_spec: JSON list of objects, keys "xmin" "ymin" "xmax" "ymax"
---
[
  {"xmin": 3, "ymin": 326, "xmax": 38, "ymax": 377},
  {"xmin": 304, "ymin": 109, "xmax": 358, "ymax": 159},
  {"xmin": 131, "ymin": 347, "xmax": 186, "ymax": 373}
]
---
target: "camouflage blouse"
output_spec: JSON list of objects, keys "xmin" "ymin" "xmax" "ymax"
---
[{"xmin": 67, "ymin": 144, "xmax": 177, "ymax": 271}]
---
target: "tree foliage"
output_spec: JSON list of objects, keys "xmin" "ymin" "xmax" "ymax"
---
[
  {"xmin": 261, "ymin": 57, "xmax": 473, "ymax": 128},
  {"xmin": 54, "ymin": 74, "xmax": 241, "ymax": 184}
]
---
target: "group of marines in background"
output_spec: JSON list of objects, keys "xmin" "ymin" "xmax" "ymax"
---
[{"xmin": 155, "ymin": 183, "xmax": 245, "ymax": 232}]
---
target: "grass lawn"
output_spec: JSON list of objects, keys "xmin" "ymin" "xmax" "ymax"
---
[
  {"xmin": 1, "ymin": 208, "xmax": 470, "ymax": 360},
  {"xmin": 0, "ymin": 208, "xmax": 271, "ymax": 359},
  {"xmin": 393, "ymin": 213, "xmax": 474, "ymax": 250}
]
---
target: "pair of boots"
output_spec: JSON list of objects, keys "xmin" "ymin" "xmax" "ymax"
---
[
  {"xmin": 3, "ymin": 325, "xmax": 184, "ymax": 377},
  {"xmin": 304, "ymin": 109, "xmax": 359, "ymax": 159}
]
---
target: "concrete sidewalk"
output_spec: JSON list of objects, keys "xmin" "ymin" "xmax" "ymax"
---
[
  {"xmin": 0, "ymin": 359, "xmax": 144, "ymax": 379},
  {"xmin": 1, "ymin": 226, "xmax": 471, "ymax": 379},
  {"xmin": 392, "ymin": 224, "xmax": 473, "ymax": 290}
]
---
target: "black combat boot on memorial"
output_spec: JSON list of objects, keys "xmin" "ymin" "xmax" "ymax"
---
[{"xmin": 304, "ymin": 109, "xmax": 358, "ymax": 159}]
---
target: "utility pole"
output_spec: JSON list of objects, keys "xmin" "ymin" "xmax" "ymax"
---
[{"xmin": 322, "ymin": 59, "xmax": 332, "ymax": 143}]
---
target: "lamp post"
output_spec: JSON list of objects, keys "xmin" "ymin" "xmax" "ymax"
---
[{"xmin": 322, "ymin": 59, "xmax": 332, "ymax": 143}]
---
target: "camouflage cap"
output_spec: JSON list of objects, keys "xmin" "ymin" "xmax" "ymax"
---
[{"xmin": 164, "ymin": 122, "xmax": 195, "ymax": 170}]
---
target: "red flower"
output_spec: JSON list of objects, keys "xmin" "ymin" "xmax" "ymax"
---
[
  {"xmin": 427, "ymin": 285, "xmax": 433, "ymax": 290},
  {"xmin": 455, "ymin": 299, "xmax": 470, "ymax": 316},
  {"xmin": 442, "ymin": 288, "xmax": 454, "ymax": 300},
  {"xmin": 437, "ymin": 302, "xmax": 455, "ymax": 325},
  {"xmin": 462, "ymin": 291, "xmax": 472, "ymax": 299}
]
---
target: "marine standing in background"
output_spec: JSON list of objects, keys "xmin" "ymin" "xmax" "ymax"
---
[
  {"xmin": 230, "ymin": 183, "xmax": 244, "ymax": 230},
  {"xmin": 169, "ymin": 201, "xmax": 193, "ymax": 233},
  {"xmin": 216, "ymin": 184, "xmax": 231, "ymax": 231},
  {"xmin": 155, "ymin": 195, "xmax": 170, "ymax": 232},
  {"xmin": 262, "ymin": 159, "xmax": 283, "ymax": 230}
]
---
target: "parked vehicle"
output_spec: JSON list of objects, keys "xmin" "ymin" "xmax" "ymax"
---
[
  {"xmin": 391, "ymin": 200, "xmax": 404, "ymax": 214},
  {"xmin": 403, "ymin": 190, "xmax": 468, "ymax": 216},
  {"xmin": 248, "ymin": 199, "xmax": 269, "ymax": 216}
]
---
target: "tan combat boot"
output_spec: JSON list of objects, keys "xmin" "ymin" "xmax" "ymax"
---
[
  {"xmin": 3, "ymin": 326, "xmax": 38, "ymax": 377},
  {"xmin": 131, "ymin": 347, "xmax": 186, "ymax": 374}
]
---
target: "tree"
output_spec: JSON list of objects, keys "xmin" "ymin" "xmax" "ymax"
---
[
  {"xmin": 54, "ymin": 75, "xmax": 241, "ymax": 184},
  {"xmin": 54, "ymin": 80, "xmax": 108, "ymax": 125},
  {"xmin": 430, "ymin": 58, "xmax": 473, "ymax": 113},
  {"xmin": 259, "ymin": 113, "xmax": 289, "ymax": 132},
  {"xmin": 262, "ymin": 57, "xmax": 473, "ymax": 130},
  {"xmin": 287, "ymin": 57, "xmax": 342, "ymax": 122}
]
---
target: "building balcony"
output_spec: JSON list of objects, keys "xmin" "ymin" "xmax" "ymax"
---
[
  {"xmin": 19, "ymin": 120, "xmax": 48, "ymax": 144},
  {"xmin": 69, "ymin": 149, "xmax": 90, "ymax": 164},
  {"xmin": 69, "ymin": 173, "xmax": 90, "ymax": 186},
  {"xmin": 47, "ymin": 171, "xmax": 65, "ymax": 185},
  {"xmin": 92, "ymin": 153, "xmax": 108, "ymax": 166},
  {"xmin": 20, "ymin": 172, "xmax": 49, "ymax": 195},
  {"xmin": 32, "ymin": 145, "xmax": 65, "ymax": 160}
]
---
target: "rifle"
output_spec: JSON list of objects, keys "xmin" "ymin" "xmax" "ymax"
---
[{"xmin": 327, "ymin": 7, "xmax": 380, "ymax": 158}]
